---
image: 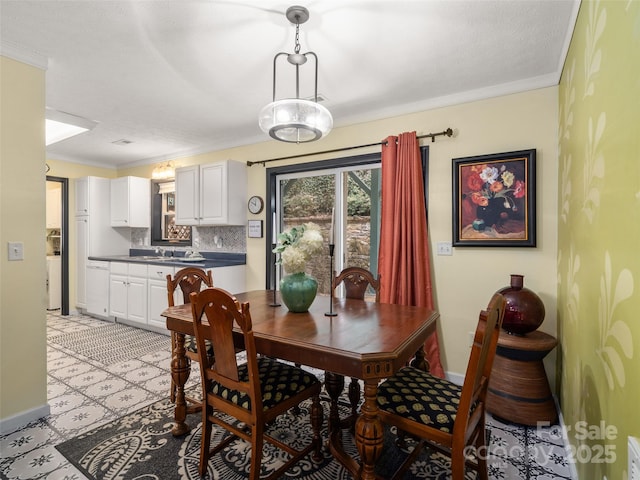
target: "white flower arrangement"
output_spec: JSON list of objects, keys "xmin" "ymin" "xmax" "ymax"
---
[{"xmin": 272, "ymin": 222, "xmax": 324, "ymax": 274}]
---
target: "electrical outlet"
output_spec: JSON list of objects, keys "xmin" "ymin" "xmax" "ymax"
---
[
  {"xmin": 437, "ymin": 241, "xmax": 453, "ymax": 256},
  {"xmin": 468, "ymin": 331, "xmax": 475, "ymax": 347},
  {"xmin": 629, "ymin": 436, "xmax": 640, "ymax": 480},
  {"xmin": 8, "ymin": 241, "xmax": 24, "ymax": 261}
]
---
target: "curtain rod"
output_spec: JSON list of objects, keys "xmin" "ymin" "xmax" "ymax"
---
[{"xmin": 246, "ymin": 127, "xmax": 453, "ymax": 167}]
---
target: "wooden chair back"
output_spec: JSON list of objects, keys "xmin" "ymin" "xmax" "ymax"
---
[
  {"xmin": 376, "ymin": 292, "xmax": 506, "ymax": 479},
  {"xmin": 190, "ymin": 288, "xmax": 262, "ymax": 422},
  {"xmin": 189, "ymin": 287, "xmax": 323, "ymax": 478},
  {"xmin": 333, "ymin": 267, "xmax": 380, "ymax": 302},
  {"xmin": 167, "ymin": 267, "xmax": 213, "ymax": 307},
  {"xmin": 453, "ymin": 292, "xmax": 506, "ymax": 444},
  {"xmin": 166, "ymin": 266, "xmax": 214, "ymax": 406}
]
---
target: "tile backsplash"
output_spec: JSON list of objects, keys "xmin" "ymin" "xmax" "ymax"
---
[{"xmin": 130, "ymin": 226, "xmax": 246, "ymax": 254}]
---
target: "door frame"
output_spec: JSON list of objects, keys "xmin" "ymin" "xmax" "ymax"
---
[{"xmin": 46, "ymin": 175, "xmax": 70, "ymax": 315}]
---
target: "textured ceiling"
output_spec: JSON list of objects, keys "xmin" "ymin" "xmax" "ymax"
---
[{"xmin": 0, "ymin": 0, "xmax": 580, "ymax": 168}]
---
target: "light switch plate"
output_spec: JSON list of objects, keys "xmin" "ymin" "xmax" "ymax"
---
[
  {"xmin": 436, "ymin": 241, "xmax": 453, "ymax": 256},
  {"xmin": 8, "ymin": 241, "xmax": 24, "ymax": 261}
]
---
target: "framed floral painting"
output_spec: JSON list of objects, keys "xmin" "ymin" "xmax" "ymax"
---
[{"xmin": 452, "ymin": 149, "xmax": 536, "ymax": 247}]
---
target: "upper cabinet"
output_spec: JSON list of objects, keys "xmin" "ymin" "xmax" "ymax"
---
[
  {"xmin": 175, "ymin": 160, "xmax": 247, "ymax": 226},
  {"xmin": 75, "ymin": 176, "xmax": 90, "ymax": 216},
  {"xmin": 110, "ymin": 176, "xmax": 150, "ymax": 228}
]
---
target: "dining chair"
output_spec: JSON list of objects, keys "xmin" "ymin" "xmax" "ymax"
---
[
  {"xmin": 334, "ymin": 266, "xmax": 381, "ymax": 302},
  {"xmin": 190, "ymin": 287, "xmax": 323, "ymax": 479},
  {"xmin": 376, "ymin": 292, "xmax": 506, "ymax": 480},
  {"xmin": 166, "ymin": 266, "xmax": 214, "ymax": 410},
  {"xmin": 332, "ymin": 267, "xmax": 381, "ymax": 421}
]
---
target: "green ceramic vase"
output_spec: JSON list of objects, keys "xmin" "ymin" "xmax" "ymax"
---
[{"xmin": 280, "ymin": 272, "xmax": 318, "ymax": 313}]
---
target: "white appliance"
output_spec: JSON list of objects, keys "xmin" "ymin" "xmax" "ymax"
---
[
  {"xmin": 86, "ymin": 260, "xmax": 110, "ymax": 318},
  {"xmin": 75, "ymin": 176, "xmax": 130, "ymax": 310},
  {"xmin": 46, "ymin": 255, "xmax": 61, "ymax": 310}
]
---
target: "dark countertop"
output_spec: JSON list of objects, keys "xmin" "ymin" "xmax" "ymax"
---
[{"xmin": 88, "ymin": 249, "xmax": 246, "ymax": 269}]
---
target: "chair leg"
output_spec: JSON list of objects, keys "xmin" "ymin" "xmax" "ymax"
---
[
  {"xmin": 249, "ymin": 424, "xmax": 264, "ymax": 480},
  {"xmin": 170, "ymin": 332, "xmax": 177, "ymax": 403},
  {"xmin": 450, "ymin": 448, "xmax": 466, "ymax": 480},
  {"xmin": 310, "ymin": 394, "xmax": 323, "ymax": 461},
  {"xmin": 475, "ymin": 422, "xmax": 490, "ymax": 480},
  {"xmin": 199, "ymin": 407, "xmax": 212, "ymax": 477}
]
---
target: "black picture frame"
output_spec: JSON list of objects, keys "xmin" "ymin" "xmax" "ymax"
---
[{"xmin": 452, "ymin": 149, "xmax": 536, "ymax": 247}]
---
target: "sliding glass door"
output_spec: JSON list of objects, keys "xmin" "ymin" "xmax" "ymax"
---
[{"xmin": 274, "ymin": 163, "xmax": 381, "ymax": 295}]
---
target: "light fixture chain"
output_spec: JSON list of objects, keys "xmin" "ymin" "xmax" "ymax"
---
[{"xmin": 294, "ymin": 21, "xmax": 301, "ymax": 54}]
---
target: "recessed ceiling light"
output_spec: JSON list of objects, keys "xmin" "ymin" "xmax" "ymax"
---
[{"xmin": 45, "ymin": 108, "xmax": 97, "ymax": 146}]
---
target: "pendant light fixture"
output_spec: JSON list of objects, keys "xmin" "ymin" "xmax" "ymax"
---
[{"xmin": 258, "ymin": 6, "xmax": 333, "ymax": 143}]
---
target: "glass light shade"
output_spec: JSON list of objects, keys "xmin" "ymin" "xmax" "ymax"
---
[
  {"xmin": 259, "ymin": 99, "xmax": 333, "ymax": 143},
  {"xmin": 152, "ymin": 162, "xmax": 175, "ymax": 180}
]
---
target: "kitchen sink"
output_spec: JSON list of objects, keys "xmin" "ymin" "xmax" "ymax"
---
[{"xmin": 133, "ymin": 256, "xmax": 174, "ymax": 261}]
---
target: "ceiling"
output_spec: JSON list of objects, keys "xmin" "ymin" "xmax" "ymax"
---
[{"xmin": 1, "ymin": 0, "xmax": 580, "ymax": 169}]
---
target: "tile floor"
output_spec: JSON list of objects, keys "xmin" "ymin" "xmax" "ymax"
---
[
  {"xmin": 0, "ymin": 312, "xmax": 188, "ymax": 480},
  {"xmin": 0, "ymin": 311, "xmax": 574, "ymax": 480}
]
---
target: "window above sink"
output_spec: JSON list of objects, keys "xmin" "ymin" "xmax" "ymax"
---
[{"xmin": 151, "ymin": 180, "xmax": 192, "ymax": 247}]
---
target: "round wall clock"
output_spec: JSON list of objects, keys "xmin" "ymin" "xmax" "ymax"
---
[{"xmin": 248, "ymin": 195, "xmax": 264, "ymax": 214}]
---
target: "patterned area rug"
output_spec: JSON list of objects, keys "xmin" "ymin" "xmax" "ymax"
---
[
  {"xmin": 55, "ymin": 393, "xmax": 466, "ymax": 480},
  {"xmin": 54, "ymin": 390, "xmax": 572, "ymax": 480},
  {"xmin": 48, "ymin": 323, "xmax": 171, "ymax": 365}
]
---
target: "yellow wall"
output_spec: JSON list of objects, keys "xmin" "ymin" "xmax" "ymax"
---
[
  {"xmin": 123, "ymin": 86, "xmax": 560, "ymax": 381},
  {"xmin": 558, "ymin": 1, "xmax": 640, "ymax": 478},
  {"xmin": 0, "ymin": 56, "xmax": 48, "ymax": 423}
]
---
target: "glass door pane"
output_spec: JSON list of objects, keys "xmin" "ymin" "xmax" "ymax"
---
[
  {"xmin": 276, "ymin": 164, "xmax": 381, "ymax": 296},
  {"xmin": 278, "ymin": 173, "xmax": 335, "ymax": 295},
  {"xmin": 343, "ymin": 168, "xmax": 381, "ymax": 275}
]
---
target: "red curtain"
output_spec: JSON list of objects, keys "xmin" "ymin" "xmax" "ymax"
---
[{"xmin": 378, "ymin": 131, "xmax": 444, "ymax": 378}]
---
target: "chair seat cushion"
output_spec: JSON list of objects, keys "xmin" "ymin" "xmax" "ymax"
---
[
  {"xmin": 209, "ymin": 357, "xmax": 319, "ymax": 412},
  {"xmin": 184, "ymin": 334, "xmax": 214, "ymax": 356},
  {"xmin": 377, "ymin": 366, "xmax": 461, "ymax": 433}
]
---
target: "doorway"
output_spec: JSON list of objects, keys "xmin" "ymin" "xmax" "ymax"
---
[{"xmin": 46, "ymin": 176, "xmax": 69, "ymax": 315}]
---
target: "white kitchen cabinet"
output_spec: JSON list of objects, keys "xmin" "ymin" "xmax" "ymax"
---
[
  {"xmin": 75, "ymin": 177, "xmax": 89, "ymax": 216},
  {"xmin": 175, "ymin": 165, "xmax": 199, "ymax": 226},
  {"xmin": 75, "ymin": 176, "xmax": 130, "ymax": 310},
  {"xmin": 147, "ymin": 264, "xmax": 176, "ymax": 330},
  {"xmin": 175, "ymin": 160, "xmax": 247, "ymax": 226},
  {"xmin": 86, "ymin": 260, "xmax": 109, "ymax": 318},
  {"xmin": 75, "ymin": 216, "xmax": 89, "ymax": 308},
  {"xmin": 110, "ymin": 176, "xmax": 150, "ymax": 227},
  {"xmin": 109, "ymin": 262, "xmax": 147, "ymax": 326},
  {"xmin": 46, "ymin": 186, "xmax": 61, "ymax": 228},
  {"xmin": 87, "ymin": 260, "xmax": 246, "ymax": 332}
]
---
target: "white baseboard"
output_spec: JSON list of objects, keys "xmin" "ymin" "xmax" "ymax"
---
[
  {"xmin": 0, "ymin": 403, "xmax": 51, "ymax": 435},
  {"xmin": 446, "ymin": 370, "xmax": 464, "ymax": 386}
]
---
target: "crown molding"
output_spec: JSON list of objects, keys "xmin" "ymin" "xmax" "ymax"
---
[{"xmin": 0, "ymin": 41, "xmax": 48, "ymax": 70}]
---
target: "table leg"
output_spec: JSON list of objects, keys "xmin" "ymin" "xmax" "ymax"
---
[
  {"xmin": 170, "ymin": 332, "xmax": 191, "ymax": 436},
  {"xmin": 355, "ymin": 380, "xmax": 384, "ymax": 480},
  {"xmin": 410, "ymin": 346, "xmax": 430, "ymax": 372}
]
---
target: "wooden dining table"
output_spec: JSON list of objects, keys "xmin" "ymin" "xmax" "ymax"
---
[{"xmin": 162, "ymin": 289, "xmax": 438, "ymax": 480}]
